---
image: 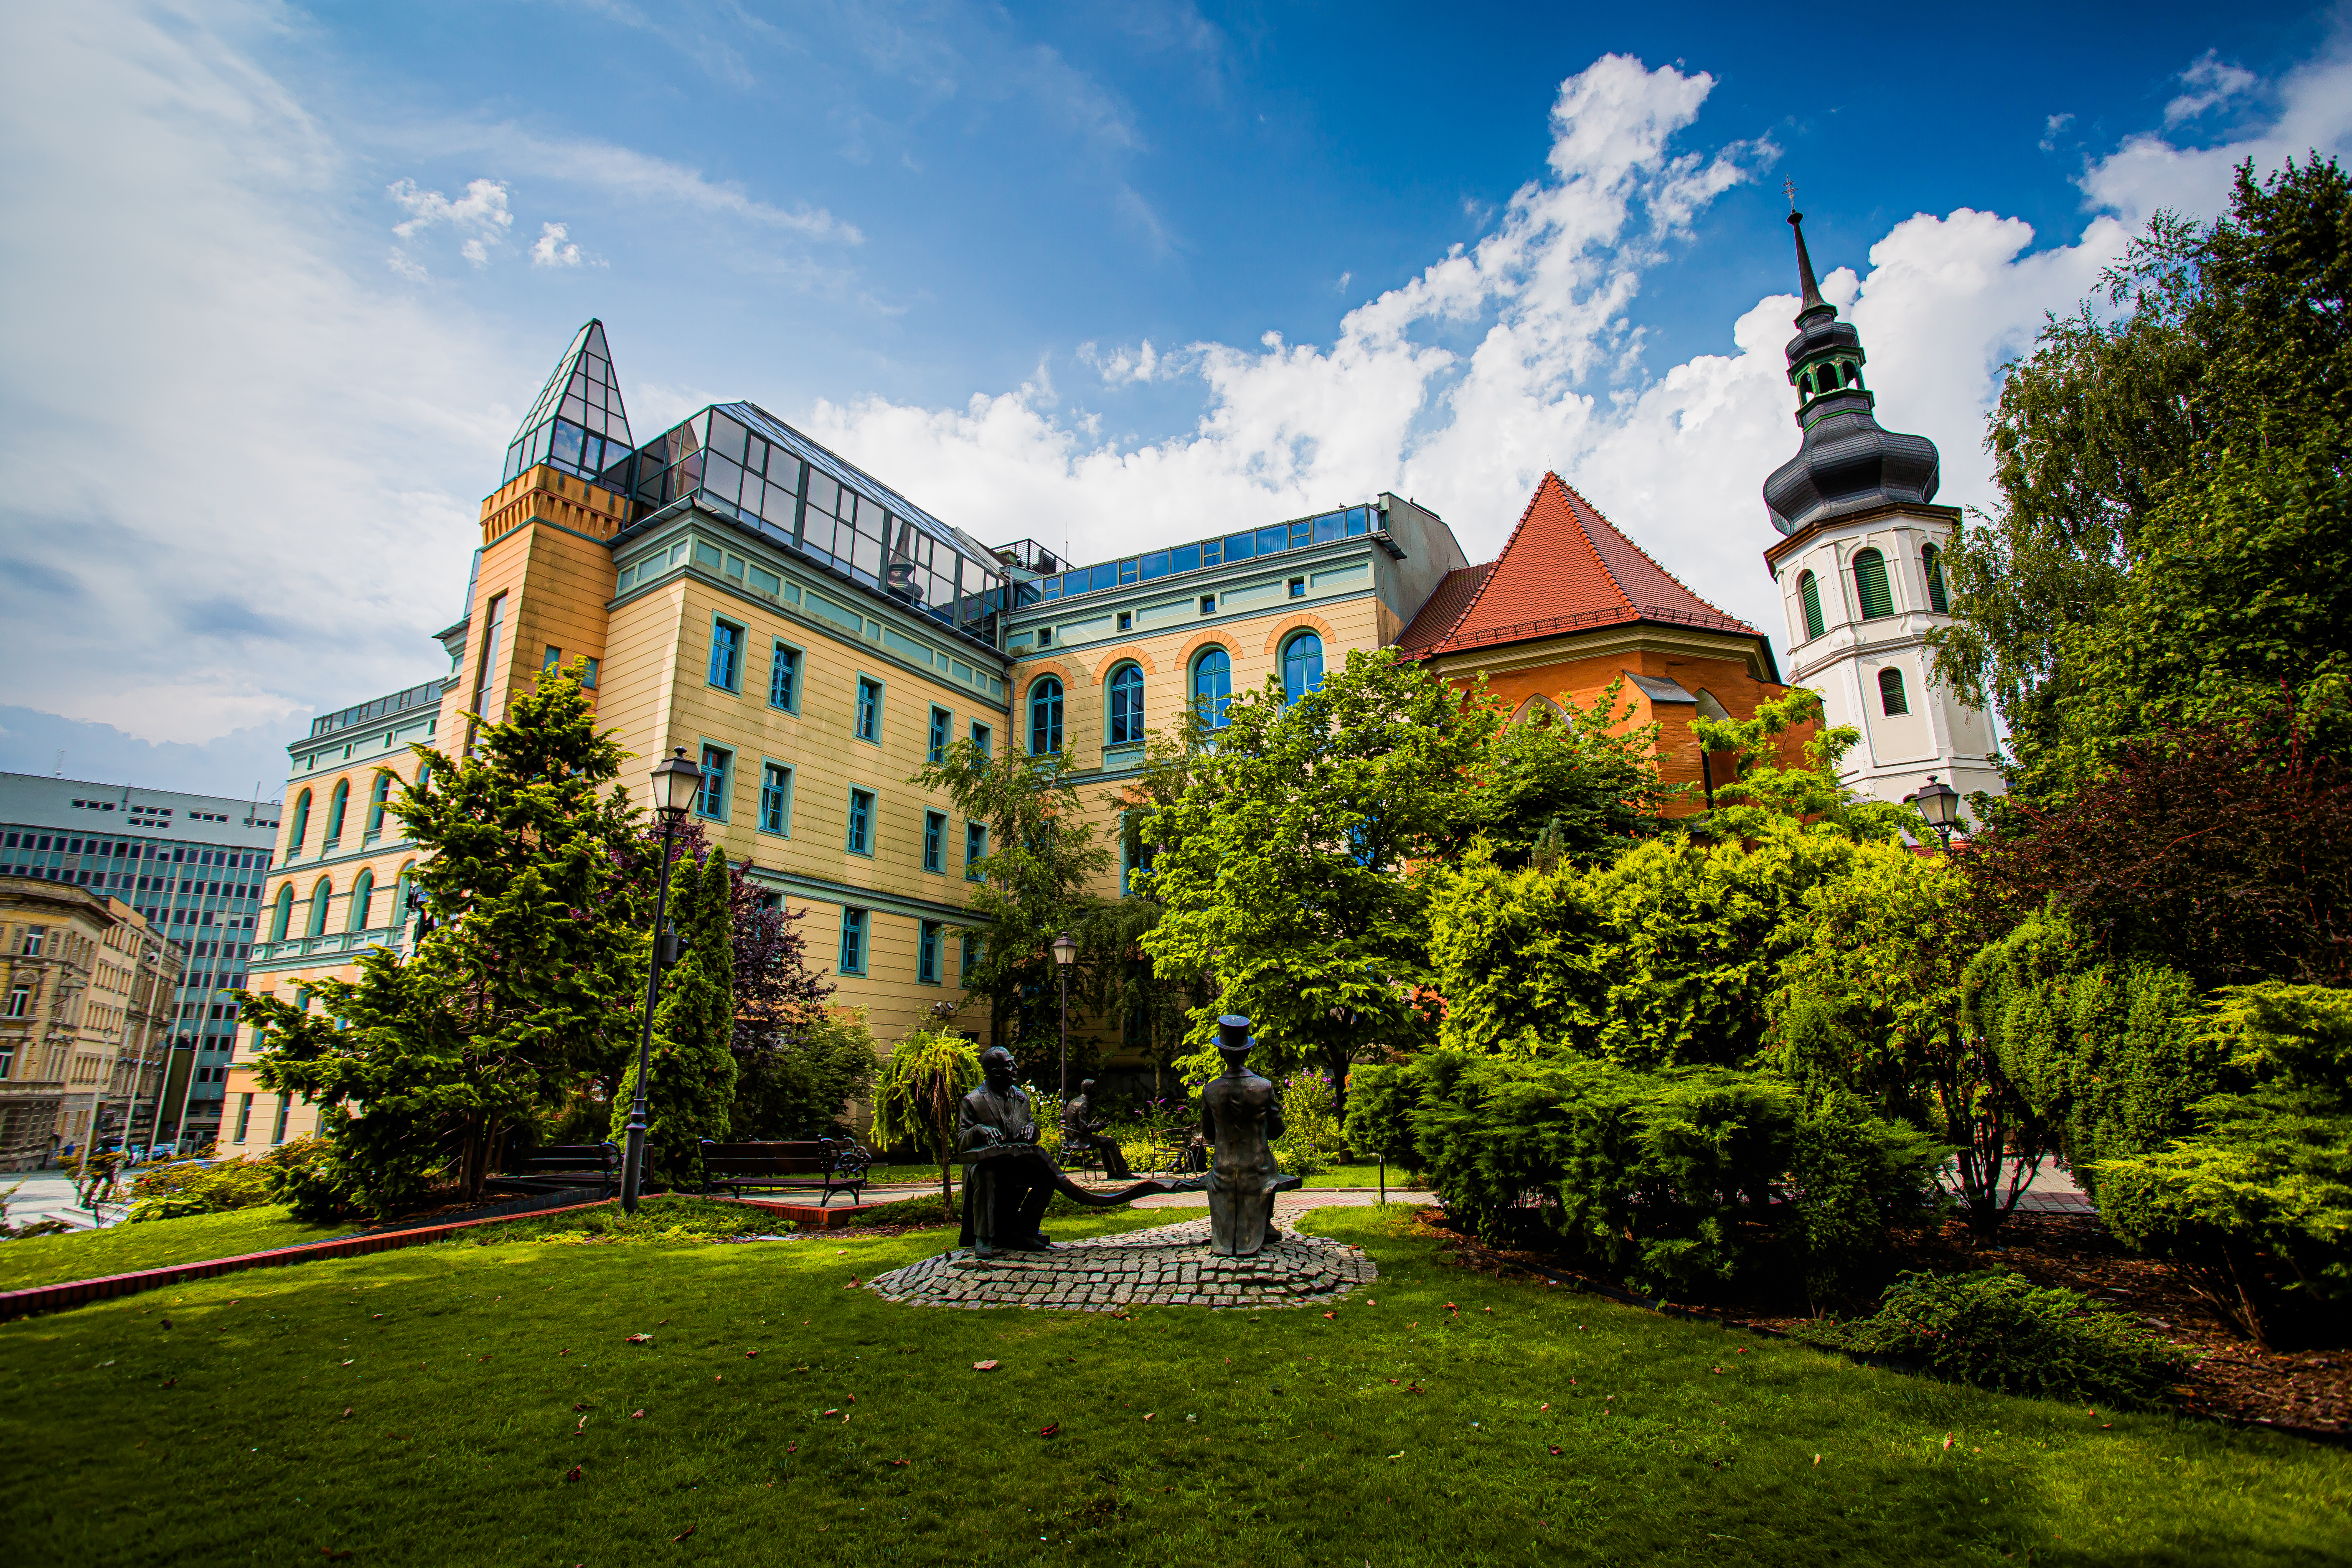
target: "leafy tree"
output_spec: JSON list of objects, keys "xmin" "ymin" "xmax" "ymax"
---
[
  {"xmin": 1931, "ymin": 156, "xmax": 2352, "ymax": 791},
  {"xmin": 913, "ymin": 737, "xmax": 1112, "ymax": 1067},
  {"xmin": 610, "ymin": 846, "xmax": 737, "ymax": 1189},
  {"xmin": 1138, "ymin": 648, "xmax": 1496, "ymax": 1113},
  {"xmin": 1690, "ymin": 686, "xmax": 1916, "ymax": 843},
  {"xmin": 1960, "ymin": 715, "xmax": 2352, "ymax": 989},
  {"xmin": 870, "ymin": 1027, "xmax": 982, "ymax": 1216},
  {"xmin": 242, "ymin": 666, "xmax": 642, "ymax": 1208},
  {"xmin": 1460, "ymin": 678, "xmax": 1671, "ymax": 868},
  {"xmin": 1770, "ymin": 844, "xmax": 2045, "ymax": 1235}
]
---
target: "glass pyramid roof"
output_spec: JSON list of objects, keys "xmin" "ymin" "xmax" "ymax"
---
[{"xmin": 501, "ymin": 320, "xmax": 635, "ymax": 487}]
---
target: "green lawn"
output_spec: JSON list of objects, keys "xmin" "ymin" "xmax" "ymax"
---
[
  {"xmin": 4, "ymin": 1202, "xmax": 2346, "ymax": 1567},
  {"xmin": 0, "ymin": 1207, "xmax": 349, "ymax": 1293},
  {"xmin": 866, "ymin": 1161, "xmax": 1403, "ymax": 1189}
]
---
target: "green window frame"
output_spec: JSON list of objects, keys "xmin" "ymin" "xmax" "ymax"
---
[
  {"xmin": 970, "ymin": 722, "xmax": 991, "ymax": 759},
  {"xmin": 927, "ymin": 705, "xmax": 951, "ymax": 765},
  {"xmin": 325, "ymin": 780, "xmax": 349, "ymax": 845},
  {"xmin": 918, "ymin": 920, "xmax": 941, "ymax": 985},
  {"xmin": 1879, "ymin": 667, "xmax": 1910, "ymax": 716},
  {"xmin": 1029, "ymin": 676, "xmax": 1064, "ymax": 755},
  {"xmin": 1853, "ymin": 548, "xmax": 1894, "ymax": 620},
  {"xmin": 838, "ymin": 907, "xmax": 868, "ymax": 976},
  {"xmin": 855, "ymin": 676, "xmax": 883, "ymax": 743},
  {"xmin": 758, "ymin": 762, "xmax": 793, "ymax": 836},
  {"xmin": 709, "ymin": 616, "xmax": 745, "ymax": 691},
  {"xmin": 366, "ymin": 771, "xmax": 393, "ymax": 834},
  {"xmin": 1921, "ymin": 544, "xmax": 1950, "ymax": 613},
  {"xmin": 348, "ymin": 869, "xmax": 374, "ymax": 933},
  {"xmin": 1107, "ymin": 664, "xmax": 1144, "ymax": 746},
  {"xmin": 696, "ymin": 744, "xmax": 732, "ymax": 820},
  {"xmin": 922, "ymin": 810, "xmax": 946, "ymax": 873},
  {"xmin": 1280, "ymin": 632, "xmax": 1325, "ymax": 705},
  {"xmin": 769, "ymin": 641, "xmax": 803, "ymax": 713},
  {"xmin": 964, "ymin": 822, "xmax": 986, "ymax": 882},
  {"xmin": 1797, "ymin": 569, "xmax": 1825, "ymax": 640},
  {"xmin": 846, "ymin": 788, "xmax": 875, "ymax": 856}
]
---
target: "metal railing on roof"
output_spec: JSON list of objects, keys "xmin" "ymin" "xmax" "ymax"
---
[
  {"xmin": 1418, "ymin": 602, "xmax": 1755, "ymax": 654},
  {"xmin": 310, "ymin": 680, "xmax": 449, "ymax": 740}
]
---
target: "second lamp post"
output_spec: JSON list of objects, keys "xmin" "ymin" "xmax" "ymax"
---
[
  {"xmin": 1052, "ymin": 930, "xmax": 1077, "ymax": 1116},
  {"xmin": 620, "ymin": 747, "xmax": 706, "ymax": 1215}
]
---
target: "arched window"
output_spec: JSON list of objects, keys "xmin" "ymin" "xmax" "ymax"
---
[
  {"xmin": 1852, "ymin": 547, "xmax": 1894, "ymax": 620},
  {"xmin": 1281, "ymin": 632, "xmax": 1325, "ymax": 705},
  {"xmin": 348, "ymin": 869, "xmax": 375, "ymax": 932},
  {"xmin": 1879, "ymin": 667, "xmax": 1910, "ymax": 716},
  {"xmin": 1107, "ymin": 664, "xmax": 1144, "ymax": 747},
  {"xmin": 394, "ymin": 862, "xmax": 416, "ymax": 936},
  {"xmin": 366, "ymin": 771, "xmax": 394, "ymax": 834},
  {"xmin": 1921, "ymin": 543, "xmax": 1950, "ymax": 613},
  {"xmin": 1797, "ymin": 571, "xmax": 1825, "ymax": 640},
  {"xmin": 306, "ymin": 878, "xmax": 333, "ymax": 938},
  {"xmin": 325, "ymin": 780, "xmax": 350, "ymax": 845},
  {"xmin": 1191, "ymin": 648, "xmax": 1232, "ymax": 730},
  {"xmin": 288, "ymin": 789, "xmax": 312, "ymax": 856},
  {"xmin": 1028, "ymin": 676, "xmax": 1064, "ymax": 755},
  {"xmin": 269, "ymin": 884, "xmax": 294, "ymax": 942}
]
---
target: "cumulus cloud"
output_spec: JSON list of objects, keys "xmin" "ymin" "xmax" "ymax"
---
[
  {"xmin": 803, "ymin": 43, "xmax": 2352, "ymax": 645},
  {"xmin": 531, "ymin": 220, "xmax": 584, "ymax": 267},
  {"xmin": 2165, "ymin": 50, "xmax": 2258, "ymax": 126},
  {"xmin": 387, "ymin": 175, "xmax": 513, "ymax": 272}
]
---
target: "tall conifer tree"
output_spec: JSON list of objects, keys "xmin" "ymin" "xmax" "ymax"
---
[{"xmin": 612, "ymin": 846, "xmax": 739, "ymax": 1187}]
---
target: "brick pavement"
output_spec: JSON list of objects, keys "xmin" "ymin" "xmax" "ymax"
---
[{"xmin": 865, "ymin": 1217, "xmax": 1376, "ymax": 1314}]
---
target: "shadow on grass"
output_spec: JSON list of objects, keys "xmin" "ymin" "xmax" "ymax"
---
[{"xmin": 1, "ymin": 1205, "xmax": 2345, "ymax": 1566}]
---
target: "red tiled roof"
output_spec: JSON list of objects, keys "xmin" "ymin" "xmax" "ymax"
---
[{"xmin": 1395, "ymin": 473, "xmax": 1757, "ymax": 659}]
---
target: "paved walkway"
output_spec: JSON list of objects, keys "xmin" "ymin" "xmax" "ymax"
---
[
  {"xmin": 866, "ymin": 1217, "xmax": 1377, "ymax": 1313},
  {"xmin": 3, "ymin": 1169, "xmax": 127, "ymax": 1231}
]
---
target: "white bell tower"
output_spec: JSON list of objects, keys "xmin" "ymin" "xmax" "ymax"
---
[{"xmin": 1759, "ymin": 208, "xmax": 2003, "ymax": 808}]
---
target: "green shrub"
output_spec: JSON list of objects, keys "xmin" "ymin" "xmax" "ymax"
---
[
  {"xmin": 256, "ymin": 1137, "xmax": 352, "ymax": 1224},
  {"xmin": 1272, "ymin": 1071, "xmax": 1346, "ymax": 1182},
  {"xmin": 1796, "ymin": 1271, "xmax": 2191, "ymax": 1409},
  {"xmin": 125, "ymin": 1156, "xmax": 277, "ymax": 1223},
  {"xmin": 1345, "ymin": 1052, "xmax": 1939, "ymax": 1297},
  {"xmin": 2093, "ymin": 982, "xmax": 2352, "ymax": 1346}
]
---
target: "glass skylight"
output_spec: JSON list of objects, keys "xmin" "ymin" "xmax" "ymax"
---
[{"xmin": 501, "ymin": 320, "xmax": 635, "ymax": 488}]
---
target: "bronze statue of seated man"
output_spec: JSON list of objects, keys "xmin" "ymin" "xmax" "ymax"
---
[{"xmin": 957, "ymin": 1044, "xmax": 1202, "ymax": 1258}]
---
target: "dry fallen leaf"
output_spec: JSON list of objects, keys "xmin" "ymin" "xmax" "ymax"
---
[
  {"xmin": 745, "ymin": 1350, "xmax": 759, "ymax": 1359},
  {"xmin": 564, "ymin": 1464, "xmax": 582, "ymax": 1483},
  {"xmin": 1813, "ymin": 1454, "xmax": 1823, "ymax": 1466},
  {"xmin": 632, "ymin": 1410, "xmax": 646, "ymax": 1420},
  {"xmin": 340, "ymin": 1408, "xmax": 351, "ymax": 1419},
  {"xmin": 673, "ymin": 1526, "xmax": 696, "ymax": 1543},
  {"xmin": 887, "ymin": 1459, "xmax": 910, "ymax": 1467},
  {"xmin": 1547, "ymin": 1446, "xmax": 1562, "ymax": 1456},
  {"xmin": 1320, "ymin": 1311, "xmax": 1336, "ymax": 1320},
  {"xmin": 972, "ymin": 1360, "xmax": 1000, "ymax": 1372},
  {"xmin": 339, "ymin": 1360, "xmax": 354, "ymax": 1367},
  {"xmin": 843, "ymin": 1277, "xmax": 861, "ymax": 1289},
  {"xmin": 624, "ymin": 1334, "xmax": 652, "ymax": 1344},
  {"xmin": 1039, "ymin": 1423, "xmax": 1061, "ymax": 1438},
  {"xmin": 1143, "ymin": 1413, "xmax": 1155, "ymax": 1421},
  {"xmin": 1539, "ymin": 1402, "xmax": 1550, "ymax": 1411},
  {"xmin": 1942, "ymin": 1434, "xmax": 1954, "ymax": 1451},
  {"xmin": 822, "ymin": 1409, "xmax": 841, "ymax": 1417}
]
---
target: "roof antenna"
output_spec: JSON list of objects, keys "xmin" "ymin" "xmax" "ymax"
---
[{"xmin": 1783, "ymin": 177, "xmax": 1797, "ymax": 212}]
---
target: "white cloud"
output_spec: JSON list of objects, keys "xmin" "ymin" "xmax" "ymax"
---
[
  {"xmin": 531, "ymin": 220, "xmax": 583, "ymax": 267},
  {"xmin": 482, "ymin": 131, "xmax": 863, "ymax": 242},
  {"xmin": 2040, "ymin": 112, "xmax": 2074, "ymax": 153},
  {"xmin": 2165, "ymin": 49, "xmax": 2258, "ymax": 126},
  {"xmin": 388, "ymin": 175, "xmax": 513, "ymax": 239},
  {"xmin": 800, "ymin": 41, "xmax": 2352, "ymax": 651}
]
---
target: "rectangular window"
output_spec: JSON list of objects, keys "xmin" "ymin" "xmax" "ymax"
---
[
  {"xmin": 838, "ymin": 907, "xmax": 867, "ymax": 976},
  {"xmin": 1117, "ymin": 610, "xmax": 1132, "ymax": 631},
  {"xmin": 581, "ymin": 656, "xmax": 599, "ymax": 690},
  {"xmin": 960, "ymin": 933, "xmax": 977, "ymax": 979},
  {"xmin": 846, "ymin": 788, "xmax": 874, "ymax": 854},
  {"xmin": 272, "ymin": 1095, "xmax": 290, "ymax": 1144},
  {"xmin": 927, "ymin": 705, "xmax": 950, "ymax": 765},
  {"xmin": 543, "ymin": 645, "xmax": 562, "ymax": 673},
  {"xmin": 708, "ymin": 617, "xmax": 744, "ymax": 691},
  {"xmin": 970, "ymin": 722, "xmax": 991, "ymax": 759},
  {"xmin": 234, "ymin": 1092, "xmax": 253, "ymax": 1143},
  {"xmin": 472, "ymin": 591, "xmax": 506, "ymax": 721},
  {"xmin": 759, "ymin": 762, "xmax": 793, "ymax": 836},
  {"xmin": 855, "ymin": 677, "xmax": 882, "ymax": 742},
  {"xmin": 4, "ymin": 985, "xmax": 27, "ymax": 1018},
  {"xmin": 918, "ymin": 920, "xmax": 941, "ymax": 984},
  {"xmin": 769, "ymin": 642, "xmax": 802, "ymax": 712},
  {"xmin": 696, "ymin": 745, "xmax": 733, "ymax": 819},
  {"xmin": 1288, "ymin": 577, "xmax": 1306, "ymax": 598},
  {"xmin": 965, "ymin": 822, "xmax": 987, "ymax": 881},
  {"xmin": 922, "ymin": 810, "xmax": 946, "ymax": 872},
  {"xmin": 1036, "ymin": 626, "xmax": 1053, "ymax": 648},
  {"xmin": 1200, "ymin": 594, "xmax": 1217, "ymax": 615}
]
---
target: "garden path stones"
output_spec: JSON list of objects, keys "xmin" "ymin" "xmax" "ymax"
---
[{"xmin": 863, "ymin": 1218, "xmax": 1375, "ymax": 1313}]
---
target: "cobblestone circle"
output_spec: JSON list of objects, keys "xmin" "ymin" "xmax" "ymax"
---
[{"xmin": 864, "ymin": 1218, "xmax": 1376, "ymax": 1313}]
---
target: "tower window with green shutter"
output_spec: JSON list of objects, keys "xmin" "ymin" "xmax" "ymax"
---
[
  {"xmin": 1921, "ymin": 544, "xmax": 1950, "ymax": 612},
  {"xmin": 1797, "ymin": 569, "xmax": 1825, "ymax": 640},
  {"xmin": 1852, "ymin": 547, "xmax": 1894, "ymax": 620}
]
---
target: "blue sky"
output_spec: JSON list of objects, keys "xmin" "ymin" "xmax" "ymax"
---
[{"xmin": 2, "ymin": 0, "xmax": 2344, "ymax": 796}]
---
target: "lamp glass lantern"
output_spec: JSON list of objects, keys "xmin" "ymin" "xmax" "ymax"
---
[
  {"xmin": 651, "ymin": 747, "xmax": 702, "ymax": 818},
  {"xmin": 1904, "ymin": 774, "xmax": 1962, "ymax": 848},
  {"xmin": 1051, "ymin": 931, "xmax": 1077, "ymax": 968}
]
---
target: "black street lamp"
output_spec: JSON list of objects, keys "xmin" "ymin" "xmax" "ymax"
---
[
  {"xmin": 1051, "ymin": 930, "xmax": 1078, "ymax": 1108},
  {"xmin": 1904, "ymin": 774, "xmax": 1962, "ymax": 852},
  {"xmin": 621, "ymin": 747, "xmax": 706, "ymax": 1215}
]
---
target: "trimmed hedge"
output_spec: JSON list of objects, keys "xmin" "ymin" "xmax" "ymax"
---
[{"xmin": 1345, "ymin": 1052, "xmax": 1943, "ymax": 1299}]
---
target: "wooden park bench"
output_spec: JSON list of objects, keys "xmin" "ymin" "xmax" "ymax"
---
[
  {"xmin": 700, "ymin": 1139, "xmax": 873, "ymax": 1207},
  {"xmin": 488, "ymin": 1142, "xmax": 622, "ymax": 1200}
]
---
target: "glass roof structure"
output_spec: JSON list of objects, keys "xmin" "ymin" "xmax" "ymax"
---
[
  {"xmin": 1026, "ymin": 504, "xmax": 1382, "ymax": 603},
  {"xmin": 502, "ymin": 320, "xmax": 635, "ymax": 488},
  {"xmin": 609, "ymin": 403, "xmax": 1011, "ymax": 649}
]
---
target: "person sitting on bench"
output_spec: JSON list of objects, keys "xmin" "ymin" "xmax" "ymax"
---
[{"xmin": 1059, "ymin": 1078, "xmax": 1131, "ymax": 1180}]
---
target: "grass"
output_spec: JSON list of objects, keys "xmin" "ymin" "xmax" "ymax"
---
[
  {"xmin": 4, "ymin": 1203, "xmax": 2347, "ymax": 1567},
  {"xmin": 864, "ymin": 1161, "xmax": 1408, "ymax": 1189},
  {"xmin": 0, "ymin": 1207, "xmax": 350, "ymax": 1293}
]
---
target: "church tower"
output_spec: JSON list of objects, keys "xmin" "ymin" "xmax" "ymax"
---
[{"xmin": 1761, "ymin": 209, "xmax": 2002, "ymax": 807}]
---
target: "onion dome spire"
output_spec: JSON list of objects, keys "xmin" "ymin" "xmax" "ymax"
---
[{"xmin": 1761, "ymin": 208, "xmax": 1939, "ymax": 536}]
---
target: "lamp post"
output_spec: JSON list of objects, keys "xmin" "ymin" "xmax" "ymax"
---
[
  {"xmin": 1903, "ymin": 774, "xmax": 1962, "ymax": 853},
  {"xmin": 1051, "ymin": 930, "xmax": 1077, "ymax": 1113},
  {"xmin": 621, "ymin": 747, "xmax": 706, "ymax": 1215}
]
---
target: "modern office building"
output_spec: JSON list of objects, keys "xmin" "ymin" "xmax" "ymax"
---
[
  {"xmin": 1761, "ymin": 213, "xmax": 2003, "ymax": 806},
  {"xmin": 231, "ymin": 314, "xmax": 1816, "ymax": 1141},
  {"xmin": 0, "ymin": 773, "xmax": 277, "ymax": 1149}
]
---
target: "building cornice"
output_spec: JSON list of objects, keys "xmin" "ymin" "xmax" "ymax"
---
[{"xmin": 1762, "ymin": 501, "xmax": 1964, "ymax": 573}]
